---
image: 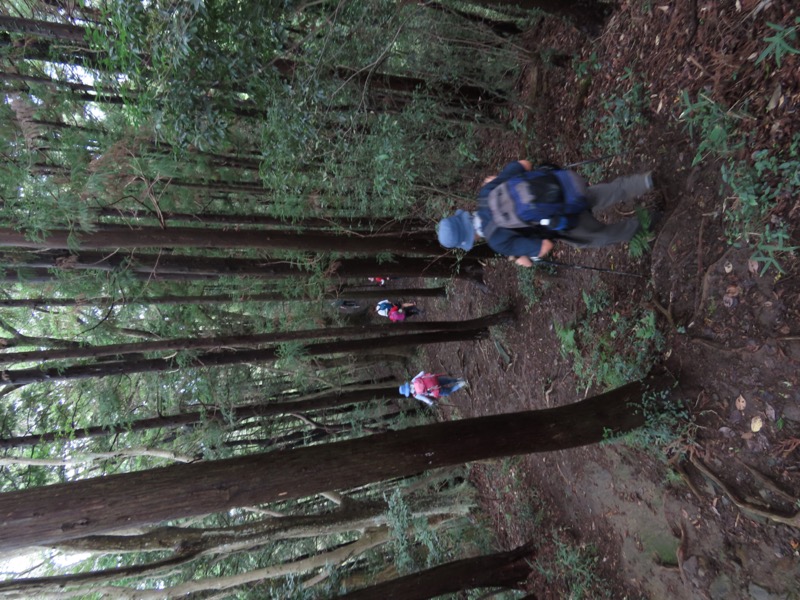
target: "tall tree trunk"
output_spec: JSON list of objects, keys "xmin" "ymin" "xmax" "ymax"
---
[
  {"xmin": 0, "ymin": 32, "xmax": 100, "ymax": 69},
  {"xmin": 0, "ymin": 312, "xmax": 509, "ymax": 365},
  {"xmin": 0, "ymin": 227, "xmax": 446, "ymax": 256},
  {"xmin": 338, "ymin": 543, "xmax": 534, "ymax": 599},
  {"xmin": 0, "ymin": 255, "xmax": 486, "ymax": 283},
  {"xmin": 55, "ymin": 495, "xmax": 467, "ymax": 554},
  {"xmin": 1, "ymin": 249, "xmax": 463, "ymax": 278},
  {"xmin": 0, "ymin": 498, "xmax": 469, "ymax": 597},
  {"xmin": 0, "ymin": 15, "xmax": 89, "ymax": 43},
  {"xmin": 0, "ymin": 383, "xmax": 402, "ymax": 450},
  {"xmin": 0, "ymin": 287, "xmax": 447, "ymax": 309},
  {"xmin": 0, "ymin": 374, "xmax": 674, "ymax": 551},
  {"xmin": 92, "ymin": 207, "xmax": 428, "ymax": 233},
  {"xmin": 0, "ymin": 326, "xmax": 494, "ymax": 385}
]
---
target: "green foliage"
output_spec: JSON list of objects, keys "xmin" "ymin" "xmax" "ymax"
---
[
  {"xmin": 580, "ymin": 68, "xmax": 648, "ymax": 181},
  {"xmin": 557, "ymin": 288, "xmax": 665, "ymax": 392},
  {"xmin": 516, "ymin": 267, "xmax": 540, "ymax": 308},
  {"xmin": 628, "ymin": 206, "xmax": 653, "ymax": 259},
  {"xmin": 756, "ymin": 18, "xmax": 800, "ymax": 68},
  {"xmin": 750, "ymin": 226, "xmax": 799, "ymax": 275},
  {"xmin": 536, "ymin": 539, "xmax": 610, "ymax": 600},
  {"xmin": 679, "ymin": 91, "xmax": 743, "ymax": 166},
  {"xmin": 573, "ymin": 51, "xmax": 601, "ymax": 81},
  {"xmin": 606, "ymin": 388, "xmax": 696, "ymax": 460},
  {"xmin": 680, "ymin": 93, "xmax": 798, "ymax": 271},
  {"xmin": 386, "ymin": 489, "xmax": 443, "ymax": 574}
]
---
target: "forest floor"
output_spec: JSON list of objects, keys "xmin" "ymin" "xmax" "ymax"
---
[{"xmin": 413, "ymin": 1, "xmax": 799, "ymax": 598}]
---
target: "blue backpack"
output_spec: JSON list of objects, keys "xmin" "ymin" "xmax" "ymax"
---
[
  {"xmin": 481, "ymin": 168, "xmax": 589, "ymax": 239},
  {"xmin": 376, "ymin": 300, "xmax": 394, "ymax": 317}
]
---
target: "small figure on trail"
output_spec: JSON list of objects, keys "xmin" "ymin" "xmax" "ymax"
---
[
  {"xmin": 368, "ymin": 276, "xmax": 390, "ymax": 286},
  {"xmin": 437, "ymin": 159, "xmax": 657, "ymax": 267},
  {"xmin": 375, "ymin": 299, "xmax": 420, "ymax": 322},
  {"xmin": 399, "ymin": 371, "xmax": 467, "ymax": 406}
]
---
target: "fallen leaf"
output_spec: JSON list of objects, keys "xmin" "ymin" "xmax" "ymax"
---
[
  {"xmin": 741, "ymin": 432, "xmax": 754, "ymax": 440},
  {"xmin": 726, "ymin": 285, "xmax": 741, "ymax": 297},
  {"xmin": 724, "ymin": 261, "xmax": 733, "ymax": 273},
  {"xmin": 723, "ymin": 294, "xmax": 738, "ymax": 308},
  {"xmin": 751, "ymin": 416, "xmax": 763, "ymax": 432},
  {"xmin": 748, "ymin": 259, "xmax": 760, "ymax": 274},
  {"xmin": 767, "ymin": 83, "xmax": 782, "ymax": 112},
  {"xmin": 765, "ymin": 404, "xmax": 775, "ymax": 421},
  {"xmin": 735, "ymin": 395, "xmax": 746, "ymax": 411}
]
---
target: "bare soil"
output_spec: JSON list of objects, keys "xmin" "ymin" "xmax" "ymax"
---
[{"xmin": 418, "ymin": 1, "xmax": 800, "ymax": 598}]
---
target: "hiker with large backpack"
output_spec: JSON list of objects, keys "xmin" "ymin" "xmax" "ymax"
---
[
  {"xmin": 398, "ymin": 371, "xmax": 467, "ymax": 406},
  {"xmin": 436, "ymin": 159, "xmax": 656, "ymax": 266}
]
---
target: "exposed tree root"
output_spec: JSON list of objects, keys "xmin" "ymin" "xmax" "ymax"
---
[
  {"xmin": 689, "ymin": 455, "xmax": 800, "ymax": 528},
  {"xmin": 736, "ymin": 458, "xmax": 797, "ymax": 505},
  {"xmin": 670, "ymin": 456, "xmax": 704, "ymax": 501},
  {"xmin": 647, "ymin": 298, "xmax": 676, "ymax": 330},
  {"xmin": 690, "ymin": 246, "xmax": 735, "ymax": 329}
]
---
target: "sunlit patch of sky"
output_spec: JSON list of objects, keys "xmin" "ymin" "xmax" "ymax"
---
[{"xmin": 0, "ymin": 548, "xmax": 91, "ymax": 581}]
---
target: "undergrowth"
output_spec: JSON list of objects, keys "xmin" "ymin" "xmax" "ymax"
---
[
  {"xmin": 678, "ymin": 93, "xmax": 799, "ymax": 275},
  {"xmin": 555, "ymin": 287, "xmax": 664, "ymax": 393},
  {"xmin": 579, "ymin": 67, "xmax": 648, "ymax": 183},
  {"xmin": 536, "ymin": 538, "xmax": 611, "ymax": 600},
  {"xmin": 606, "ymin": 387, "xmax": 696, "ymax": 460}
]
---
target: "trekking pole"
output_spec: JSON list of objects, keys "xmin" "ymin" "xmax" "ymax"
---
[
  {"xmin": 535, "ymin": 259, "xmax": 645, "ymax": 279},
  {"xmin": 563, "ymin": 150, "xmax": 634, "ymax": 170}
]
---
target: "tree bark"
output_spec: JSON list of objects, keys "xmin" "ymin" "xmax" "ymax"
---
[
  {"xmin": 0, "ymin": 326, "xmax": 494, "ymax": 385},
  {"xmin": 0, "ymin": 16, "xmax": 88, "ymax": 43},
  {"xmin": 0, "ymin": 255, "xmax": 485, "ymax": 283},
  {"xmin": 1, "ymin": 250, "xmax": 450, "ymax": 278},
  {"xmin": 92, "ymin": 207, "xmax": 428, "ymax": 232},
  {"xmin": 0, "ymin": 287, "xmax": 446, "ymax": 309},
  {"xmin": 0, "ymin": 383, "xmax": 402, "ymax": 450},
  {"xmin": 338, "ymin": 543, "xmax": 535, "ymax": 599},
  {"xmin": 0, "ymin": 312, "xmax": 509, "ymax": 366},
  {"xmin": 0, "ymin": 226, "xmax": 446, "ymax": 256},
  {"xmin": 0, "ymin": 374, "xmax": 674, "ymax": 551}
]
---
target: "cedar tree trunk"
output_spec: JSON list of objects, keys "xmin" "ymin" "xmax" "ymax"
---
[{"xmin": 0, "ymin": 374, "xmax": 674, "ymax": 551}]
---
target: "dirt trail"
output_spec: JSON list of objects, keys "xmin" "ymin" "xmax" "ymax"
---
[{"xmin": 420, "ymin": 1, "xmax": 800, "ymax": 597}]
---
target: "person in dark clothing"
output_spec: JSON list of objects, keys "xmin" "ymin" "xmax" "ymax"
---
[{"xmin": 437, "ymin": 160, "xmax": 655, "ymax": 267}]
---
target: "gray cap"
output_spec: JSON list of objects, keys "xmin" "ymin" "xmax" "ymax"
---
[{"xmin": 437, "ymin": 210, "xmax": 475, "ymax": 251}]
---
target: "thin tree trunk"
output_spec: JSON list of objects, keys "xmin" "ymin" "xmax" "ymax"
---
[
  {"xmin": 0, "ymin": 383, "xmax": 402, "ymax": 450},
  {"xmin": 0, "ymin": 226, "xmax": 446, "ymax": 256},
  {"xmin": 0, "ymin": 327, "xmax": 492, "ymax": 385},
  {"xmin": 55, "ymin": 496, "xmax": 468, "ymax": 554},
  {"xmin": 0, "ymin": 312, "xmax": 509, "ymax": 366},
  {"xmin": 0, "ymin": 16, "xmax": 89, "ymax": 42},
  {"xmin": 0, "ymin": 287, "xmax": 446, "ymax": 309},
  {"xmin": 0, "ymin": 374, "xmax": 674, "ymax": 551},
  {"xmin": 0, "ymin": 255, "xmax": 485, "ymax": 283},
  {"xmin": 93, "ymin": 207, "xmax": 428, "ymax": 232}
]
